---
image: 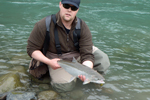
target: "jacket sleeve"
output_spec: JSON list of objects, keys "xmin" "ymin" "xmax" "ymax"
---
[
  {"xmin": 79, "ymin": 20, "xmax": 94, "ymax": 64},
  {"xmin": 27, "ymin": 18, "xmax": 46, "ymax": 57}
]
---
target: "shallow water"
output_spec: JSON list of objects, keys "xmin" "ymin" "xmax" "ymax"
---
[{"xmin": 0, "ymin": 0, "xmax": 150, "ymax": 99}]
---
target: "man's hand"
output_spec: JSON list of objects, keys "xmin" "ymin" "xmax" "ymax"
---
[
  {"xmin": 78, "ymin": 75, "xmax": 86, "ymax": 81},
  {"xmin": 48, "ymin": 58, "xmax": 61, "ymax": 70},
  {"xmin": 82, "ymin": 60, "xmax": 93, "ymax": 69}
]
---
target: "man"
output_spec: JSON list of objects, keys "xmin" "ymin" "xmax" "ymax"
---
[{"xmin": 27, "ymin": 0, "xmax": 110, "ymax": 92}]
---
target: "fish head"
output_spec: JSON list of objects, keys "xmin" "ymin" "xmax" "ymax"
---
[
  {"xmin": 83, "ymin": 76, "xmax": 105, "ymax": 85},
  {"xmin": 90, "ymin": 76, "xmax": 105, "ymax": 84},
  {"xmin": 91, "ymin": 79, "xmax": 105, "ymax": 84}
]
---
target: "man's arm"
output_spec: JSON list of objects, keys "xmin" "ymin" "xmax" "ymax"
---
[
  {"xmin": 78, "ymin": 20, "xmax": 94, "ymax": 81},
  {"xmin": 31, "ymin": 50, "xmax": 61, "ymax": 70},
  {"xmin": 79, "ymin": 20, "xmax": 94, "ymax": 65}
]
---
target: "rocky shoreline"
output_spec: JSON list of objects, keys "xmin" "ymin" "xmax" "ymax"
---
[{"xmin": 0, "ymin": 65, "xmax": 60, "ymax": 100}]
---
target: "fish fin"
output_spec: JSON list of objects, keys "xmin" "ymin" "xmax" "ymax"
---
[
  {"xmin": 69, "ymin": 76, "xmax": 76, "ymax": 82},
  {"xmin": 72, "ymin": 57, "xmax": 77, "ymax": 63},
  {"xmin": 83, "ymin": 79, "xmax": 90, "ymax": 85}
]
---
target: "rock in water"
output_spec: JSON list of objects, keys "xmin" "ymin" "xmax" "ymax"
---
[
  {"xmin": 6, "ymin": 91, "xmax": 36, "ymax": 100},
  {"xmin": 38, "ymin": 90, "xmax": 58, "ymax": 100},
  {"xmin": 0, "ymin": 73, "xmax": 23, "ymax": 94}
]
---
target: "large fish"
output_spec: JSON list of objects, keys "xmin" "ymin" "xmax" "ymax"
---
[{"xmin": 58, "ymin": 58, "xmax": 105, "ymax": 85}]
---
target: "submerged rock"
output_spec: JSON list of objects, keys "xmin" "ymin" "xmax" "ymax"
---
[
  {"xmin": 6, "ymin": 91, "xmax": 36, "ymax": 100},
  {"xmin": 39, "ymin": 84, "xmax": 50, "ymax": 90},
  {"xmin": 10, "ymin": 66, "xmax": 26, "ymax": 74},
  {"xmin": 30, "ymin": 73, "xmax": 50, "ymax": 84},
  {"xmin": 0, "ymin": 73, "xmax": 23, "ymax": 94},
  {"xmin": 102, "ymin": 87, "xmax": 114, "ymax": 94},
  {"xmin": 70, "ymin": 90, "xmax": 84, "ymax": 99},
  {"xmin": 38, "ymin": 90, "xmax": 58, "ymax": 100},
  {"xmin": 0, "ymin": 92, "xmax": 7, "ymax": 100}
]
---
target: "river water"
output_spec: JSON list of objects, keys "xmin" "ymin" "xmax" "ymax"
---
[{"xmin": 0, "ymin": 0, "xmax": 150, "ymax": 100}]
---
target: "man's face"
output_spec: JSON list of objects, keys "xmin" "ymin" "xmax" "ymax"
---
[{"xmin": 59, "ymin": 2, "xmax": 79, "ymax": 22}]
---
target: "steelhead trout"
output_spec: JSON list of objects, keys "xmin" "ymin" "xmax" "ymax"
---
[{"xmin": 58, "ymin": 58, "xmax": 105, "ymax": 85}]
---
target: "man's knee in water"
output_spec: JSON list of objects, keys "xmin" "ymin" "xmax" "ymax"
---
[
  {"xmin": 92, "ymin": 46, "xmax": 110, "ymax": 74},
  {"xmin": 51, "ymin": 78, "xmax": 77, "ymax": 92}
]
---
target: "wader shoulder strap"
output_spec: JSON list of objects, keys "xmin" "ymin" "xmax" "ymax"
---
[
  {"xmin": 42, "ymin": 15, "xmax": 51, "ymax": 55},
  {"xmin": 38, "ymin": 15, "xmax": 51, "ymax": 67},
  {"xmin": 73, "ymin": 18, "xmax": 81, "ymax": 52},
  {"xmin": 51, "ymin": 14, "xmax": 62, "ymax": 55}
]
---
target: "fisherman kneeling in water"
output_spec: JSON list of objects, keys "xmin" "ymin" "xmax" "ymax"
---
[{"xmin": 27, "ymin": 0, "xmax": 110, "ymax": 92}]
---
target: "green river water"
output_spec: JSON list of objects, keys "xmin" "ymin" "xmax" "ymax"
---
[{"xmin": 0, "ymin": 0, "xmax": 150, "ymax": 100}]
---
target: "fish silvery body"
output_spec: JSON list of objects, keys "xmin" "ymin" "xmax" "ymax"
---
[{"xmin": 58, "ymin": 58, "xmax": 105, "ymax": 85}]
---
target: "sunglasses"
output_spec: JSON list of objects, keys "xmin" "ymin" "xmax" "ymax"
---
[{"xmin": 63, "ymin": 4, "xmax": 78, "ymax": 11}]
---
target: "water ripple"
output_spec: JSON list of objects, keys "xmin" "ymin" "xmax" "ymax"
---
[{"xmin": 9, "ymin": 1, "xmax": 52, "ymax": 5}]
